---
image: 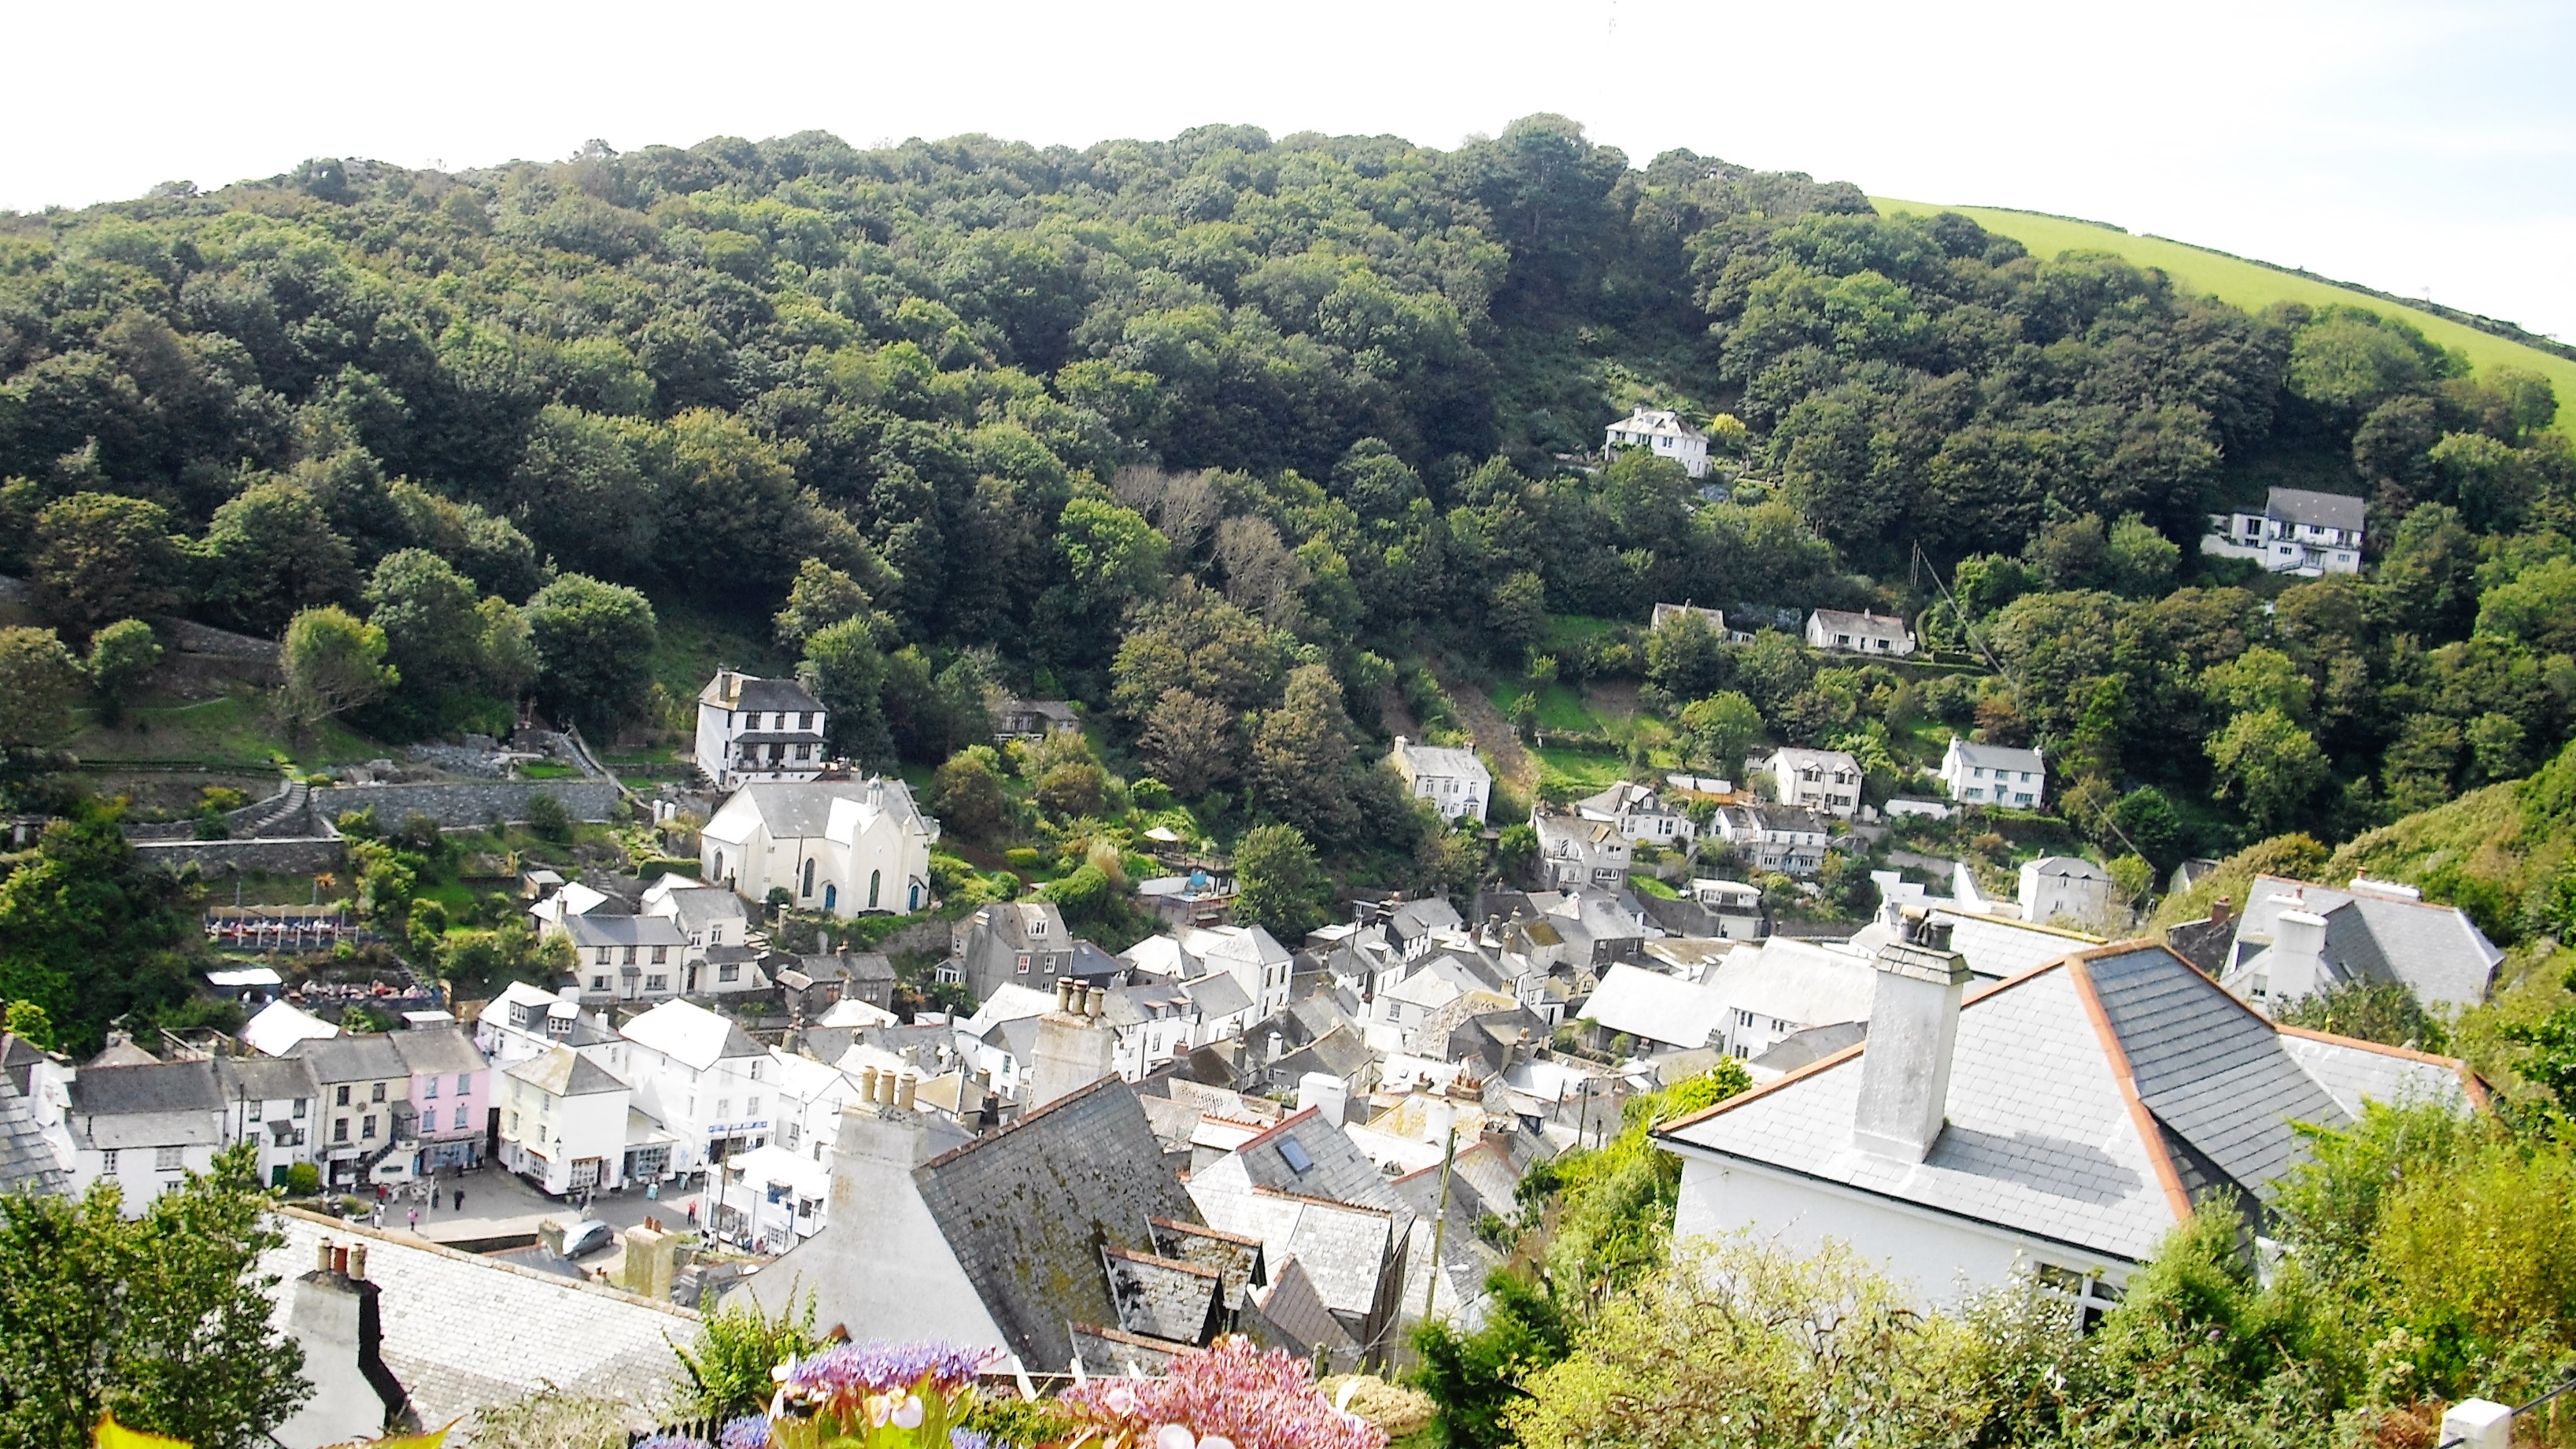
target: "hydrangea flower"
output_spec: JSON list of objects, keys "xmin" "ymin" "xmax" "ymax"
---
[
  {"xmin": 635, "ymin": 1437, "xmax": 714, "ymax": 1449},
  {"xmin": 1059, "ymin": 1336, "xmax": 1386, "ymax": 1449},
  {"xmin": 949, "ymin": 1430, "xmax": 996, "ymax": 1449},
  {"xmin": 785, "ymin": 1340, "xmax": 1000, "ymax": 1404},
  {"xmin": 719, "ymin": 1415, "xmax": 774, "ymax": 1449}
]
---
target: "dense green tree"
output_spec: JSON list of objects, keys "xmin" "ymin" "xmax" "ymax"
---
[
  {"xmin": 1250, "ymin": 664, "xmax": 1358, "ymax": 841},
  {"xmin": 364, "ymin": 548, "xmax": 484, "ymax": 687},
  {"xmin": 82, "ymin": 619, "xmax": 161, "ymax": 725},
  {"xmin": 279, "ymin": 606, "xmax": 395, "ymax": 730},
  {"xmin": 929, "ymin": 746, "xmax": 1010, "ymax": 840},
  {"xmin": 0, "ymin": 808, "xmax": 198, "ymax": 1054},
  {"xmin": 0, "ymin": 628, "xmax": 84, "ymax": 749},
  {"xmin": 0, "ymin": 1143, "xmax": 305, "ymax": 1449},
  {"xmin": 1232, "ymin": 822, "xmax": 1328, "ymax": 939},
  {"xmin": 773, "ymin": 556, "xmax": 884, "ymax": 649},
  {"xmin": 1678, "ymin": 689, "xmax": 1762, "ymax": 770},
  {"xmin": 31, "ymin": 493, "xmax": 182, "ymax": 641},
  {"xmin": 802, "ymin": 618, "xmax": 896, "ymax": 767},
  {"xmin": 1138, "ymin": 688, "xmax": 1239, "ymax": 799},
  {"xmin": 523, "ymin": 573, "xmax": 658, "ymax": 733},
  {"xmin": 2207, "ymin": 708, "xmax": 2330, "ymax": 835},
  {"xmin": 199, "ymin": 481, "xmax": 360, "ymax": 635}
]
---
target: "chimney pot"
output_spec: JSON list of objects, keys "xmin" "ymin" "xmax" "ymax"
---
[
  {"xmin": 1055, "ymin": 978, "xmax": 1074, "ymax": 1012},
  {"xmin": 2212, "ymin": 896, "xmax": 2233, "ymax": 927},
  {"xmin": 333, "ymin": 1245, "xmax": 349, "ymax": 1276},
  {"xmin": 859, "ymin": 1065, "xmax": 880, "ymax": 1101},
  {"xmin": 896, "ymin": 1073, "xmax": 917, "ymax": 1111},
  {"xmin": 316, "ymin": 1240, "xmax": 334, "ymax": 1275},
  {"xmin": 347, "ymin": 1244, "xmax": 367, "ymax": 1281},
  {"xmin": 875, "ymin": 1067, "xmax": 898, "ymax": 1106},
  {"xmin": 1085, "ymin": 985, "xmax": 1106, "ymax": 1018}
]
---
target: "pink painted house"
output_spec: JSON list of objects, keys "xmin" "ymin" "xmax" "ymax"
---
[{"xmin": 393, "ymin": 1027, "xmax": 493, "ymax": 1174}]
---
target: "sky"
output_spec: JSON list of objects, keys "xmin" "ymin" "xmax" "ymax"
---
[{"xmin": 9, "ymin": 0, "xmax": 2574, "ymax": 336}]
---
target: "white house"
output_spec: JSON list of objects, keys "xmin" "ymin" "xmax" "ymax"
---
[
  {"xmin": 1576, "ymin": 963, "xmax": 1730, "ymax": 1055},
  {"xmin": 1938, "ymin": 738, "xmax": 2044, "ymax": 809},
  {"xmin": 1389, "ymin": 737, "xmax": 1491, "ymax": 824},
  {"xmin": 497, "ymin": 1046, "xmax": 634, "ymax": 1198},
  {"xmin": 1120, "ymin": 924, "xmax": 1295, "ymax": 1024},
  {"xmin": 40, "ymin": 1059, "xmax": 230, "ymax": 1214},
  {"xmin": 1701, "ymin": 935, "xmax": 1882, "ymax": 1062},
  {"xmin": 1573, "ymin": 780, "xmax": 1695, "ymax": 848},
  {"xmin": 2203, "ymin": 487, "xmax": 2366, "ymax": 575},
  {"xmin": 700, "ymin": 778, "xmax": 938, "ymax": 918},
  {"xmin": 1710, "ymin": 805, "xmax": 1831, "ymax": 877},
  {"xmin": 474, "ymin": 981, "xmax": 630, "ymax": 1078},
  {"xmin": 1603, "ymin": 406, "xmax": 1712, "ymax": 479},
  {"xmin": 696, "ymin": 670, "xmax": 830, "ymax": 791},
  {"xmin": 1805, "ymin": 608, "xmax": 1916, "ymax": 657},
  {"xmin": 558, "ymin": 914, "xmax": 692, "ymax": 1006},
  {"xmin": 619, "ymin": 1000, "xmax": 776, "ymax": 1172},
  {"xmin": 216, "ymin": 1055, "xmax": 321, "ymax": 1189},
  {"xmin": 2017, "ymin": 856, "xmax": 2119, "ymax": 930},
  {"xmin": 1533, "ymin": 808, "xmax": 1632, "ymax": 889},
  {"xmin": 640, "ymin": 877, "xmax": 767, "ymax": 998},
  {"xmin": 1655, "ymin": 931, "xmax": 2483, "ymax": 1316},
  {"xmin": 1752, "ymin": 746, "xmax": 1864, "ymax": 819}
]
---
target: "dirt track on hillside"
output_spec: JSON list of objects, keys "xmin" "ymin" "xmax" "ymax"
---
[{"xmin": 1431, "ymin": 662, "xmax": 1536, "ymax": 792}]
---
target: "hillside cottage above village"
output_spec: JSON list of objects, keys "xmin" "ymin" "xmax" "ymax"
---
[
  {"xmin": 696, "ymin": 669, "xmax": 830, "ymax": 791},
  {"xmin": 2204, "ymin": 486, "xmax": 2367, "ymax": 575},
  {"xmin": 1940, "ymin": 738, "xmax": 2045, "ymax": 808},
  {"xmin": 1805, "ymin": 608, "xmax": 1916, "ymax": 656},
  {"xmin": 1390, "ymin": 737, "xmax": 1490, "ymax": 823},
  {"xmin": 1603, "ymin": 406, "xmax": 1712, "ymax": 477}
]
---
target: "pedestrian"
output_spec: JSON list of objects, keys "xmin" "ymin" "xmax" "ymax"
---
[
  {"xmin": 370, "ymin": 1203, "xmax": 383, "ymax": 1229},
  {"xmin": 408, "ymin": 1207, "xmax": 418, "ymax": 1233},
  {"xmin": 454, "ymin": 1188, "xmax": 465, "ymax": 1212},
  {"xmin": 687, "ymin": 1200, "xmax": 698, "ymax": 1228}
]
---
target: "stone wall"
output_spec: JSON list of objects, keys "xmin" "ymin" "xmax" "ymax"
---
[
  {"xmin": 312, "ymin": 778, "xmax": 623, "ymax": 829},
  {"xmin": 135, "ymin": 835, "xmax": 346, "ymax": 877}
]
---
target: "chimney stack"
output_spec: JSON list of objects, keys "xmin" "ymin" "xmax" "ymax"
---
[
  {"xmin": 1029, "ymin": 981, "xmax": 1118, "ymax": 1108},
  {"xmin": 1851, "ymin": 918, "xmax": 1972, "ymax": 1162},
  {"xmin": 1297, "ymin": 1071, "xmax": 1349, "ymax": 1127},
  {"xmin": 2211, "ymin": 896, "xmax": 2233, "ymax": 928},
  {"xmin": 2264, "ymin": 902, "xmax": 2330, "ymax": 1012}
]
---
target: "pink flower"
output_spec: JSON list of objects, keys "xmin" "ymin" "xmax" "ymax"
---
[{"xmin": 1060, "ymin": 1336, "xmax": 1386, "ymax": 1449}]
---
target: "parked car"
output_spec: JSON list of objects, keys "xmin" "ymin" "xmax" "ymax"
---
[{"xmin": 560, "ymin": 1220, "xmax": 615, "ymax": 1259}]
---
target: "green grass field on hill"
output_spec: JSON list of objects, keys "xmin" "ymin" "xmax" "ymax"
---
[{"xmin": 1874, "ymin": 198, "xmax": 2576, "ymax": 434}]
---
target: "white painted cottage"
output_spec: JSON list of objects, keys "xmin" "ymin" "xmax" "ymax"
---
[
  {"xmin": 1603, "ymin": 407, "xmax": 1712, "ymax": 478},
  {"xmin": 700, "ymin": 778, "xmax": 938, "ymax": 918}
]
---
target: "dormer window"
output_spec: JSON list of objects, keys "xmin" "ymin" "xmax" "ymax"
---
[{"xmin": 1029, "ymin": 919, "xmax": 1048, "ymax": 937}]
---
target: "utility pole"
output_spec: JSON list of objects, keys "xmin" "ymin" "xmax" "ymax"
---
[{"xmin": 1421, "ymin": 1118, "xmax": 1459, "ymax": 1322}]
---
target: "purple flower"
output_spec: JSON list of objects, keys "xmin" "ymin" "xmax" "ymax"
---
[
  {"xmin": 636, "ymin": 1437, "xmax": 713, "ymax": 1449},
  {"xmin": 720, "ymin": 1415, "xmax": 774, "ymax": 1449},
  {"xmin": 950, "ymin": 1431, "xmax": 996, "ymax": 1449},
  {"xmin": 784, "ymin": 1340, "xmax": 1002, "ymax": 1405}
]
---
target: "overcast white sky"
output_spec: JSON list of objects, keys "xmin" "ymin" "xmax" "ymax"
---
[{"xmin": 10, "ymin": 0, "xmax": 2573, "ymax": 336}]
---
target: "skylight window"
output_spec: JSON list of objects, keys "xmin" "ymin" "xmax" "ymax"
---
[{"xmin": 1278, "ymin": 1138, "xmax": 1314, "ymax": 1176}]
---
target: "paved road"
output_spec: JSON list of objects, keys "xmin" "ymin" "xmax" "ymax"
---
[{"xmin": 342, "ymin": 1164, "xmax": 716, "ymax": 1282}]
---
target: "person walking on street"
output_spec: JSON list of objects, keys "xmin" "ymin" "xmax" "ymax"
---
[
  {"xmin": 371, "ymin": 1203, "xmax": 383, "ymax": 1229},
  {"xmin": 408, "ymin": 1207, "xmax": 418, "ymax": 1233},
  {"xmin": 454, "ymin": 1188, "xmax": 465, "ymax": 1212}
]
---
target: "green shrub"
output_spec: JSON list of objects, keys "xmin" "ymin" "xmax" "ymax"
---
[
  {"xmin": 524, "ymin": 791, "xmax": 575, "ymax": 845},
  {"xmin": 285, "ymin": 1163, "xmax": 320, "ymax": 1196},
  {"xmin": 1003, "ymin": 846, "xmax": 1044, "ymax": 870}
]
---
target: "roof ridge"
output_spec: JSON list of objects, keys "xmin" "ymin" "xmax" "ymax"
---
[
  {"xmin": 1232, "ymin": 1104, "xmax": 1321, "ymax": 1153},
  {"xmin": 268, "ymin": 1207, "xmax": 698, "ymax": 1318},
  {"xmin": 1148, "ymin": 1215, "xmax": 1263, "ymax": 1248},
  {"xmin": 2272, "ymin": 1022, "xmax": 2492, "ymax": 1109},
  {"xmin": 2064, "ymin": 955, "xmax": 2196, "ymax": 1224},
  {"xmin": 1101, "ymin": 1245, "xmax": 1222, "ymax": 1278},
  {"xmin": 1244, "ymin": 1184, "xmax": 1395, "ymax": 1216},
  {"xmin": 916, "ymin": 1072, "xmax": 1126, "ymax": 1171}
]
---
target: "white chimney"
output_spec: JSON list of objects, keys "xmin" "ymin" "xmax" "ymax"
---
[
  {"xmin": 1297, "ymin": 1071, "xmax": 1349, "ymax": 1128},
  {"xmin": 2264, "ymin": 905, "xmax": 2331, "ymax": 1011},
  {"xmin": 1852, "ymin": 919, "xmax": 1972, "ymax": 1162}
]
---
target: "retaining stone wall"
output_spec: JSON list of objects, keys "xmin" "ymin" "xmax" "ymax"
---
[
  {"xmin": 135, "ymin": 835, "xmax": 345, "ymax": 877},
  {"xmin": 312, "ymin": 778, "xmax": 622, "ymax": 829}
]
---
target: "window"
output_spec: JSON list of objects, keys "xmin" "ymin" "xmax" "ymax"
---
[
  {"xmin": 746, "ymin": 1094, "xmax": 762, "ymax": 1115},
  {"xmin": 802, "ymin": 858, "xmax": 815, "ymax": 897},
  {"xmin": 652, "ymin": 944, "xmax": 669, "ymax": 964},
  {"xmin": 456, "ymin": 1073, "xmax": 471, "ymax": 1095},
  {"xmin": 292, "ymin": 1099, "xmax": 307, "ymax": 1118},
  {"xmin": 596, "ymin": 947, "xmax": 612, "ymax": 966},
  {"xmin": 868, "ymin": 870, "xmax": 881, "ymax": 909},
  {"xmin": 623, "ymin": 945, "xmax": 638, "ymax": 966},
  {"xmin": 453, "ymin": 1105, "xmax": 469, "ymax": 1131},
  {"xmin": 362, "ymin": 1116, "xmax": 379, "ymax": 1140},
  {"xmin": 1277, "ymin": 1138, "xmax": 1314, "ymax": 1175},
  {"xmin": 1965, "ymin": 787, "xmax": 1985, "ymax": 800},
  {"xmin": 591, "ymin": 974, "xmax": 608, "ymax": 991},
  {"xmin": 422, "ymin": 1076, "xmax": 438, "ymax": 1100},
  {"xmin": 1016, "ymin": 953, "xmax": 1030, "ymax": 974},
  {"xmin": 334, "ymin": 1119, "xmax": 349, "ymax": 1143},
  {"xmin": 647, "ymin": 974, "xmax": 667, "ymax": 992},
  {"xmin": 335, "ymin": 1085, "xmax": 351, "ymax": 1107},
  {"xmin": 157, "ymin": 1146, "xmax": 183, "ymax": 1171},
  {"xmin": 371, "ymin": 1081, "xmax": 386, "ymax": 1103},
  {"xmin": 715, "ymin": 1098, "xmax": 731, "ymax": 1120},
  {"xmin": 100, "ymin": 1150, "xmax": 118, "ymax": 1176},
  {"xmin": 1972, "ymin": 767, "xmax": 1987, "ymax": 778},
  {"xmin": 783, "ymin": 1122, "xmax": 800, "ymax": 1148},
  {"xmin": 719, "ymin": 963, "xmax": 740, "ymax": 983}
]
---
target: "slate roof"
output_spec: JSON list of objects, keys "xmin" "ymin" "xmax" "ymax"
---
[
  {"xmin": 719, "ymin": 778, "xmax": 933, "ymax": 843},
  {"xmin": 68, "ymin": 1059, "xmax": 227, "ymax": 1118},
  {"xmin": 2225, "ymin": 876, "xmax": 2502, "ymax": 1012},
  {"xmin": 1391, "ymin": 739, "xmax": 1487, "ymax": 780},
  {"xmin": 911, "ymin": 1075, "xmax": 1200, "ymax": 1371},
  {"xmin": 264, "ymin": 1211, "xmax": 691, "ymax": 1429},
  {"xmin": 506, "ymin": 1046, "xmax": 626, "ymax": 1097},
  {"xmin": 290, "ymin": 1034, "xmax": 412, "ymax": 1085},
  {"xmin": 1101, "ymin": 1246, "xmax": 1224, "ymax": 1343},
  {"xmin": 793, "ymin": 951, "xmax": 896, "ymax": 986},
  {"xmin": 704, "ymin": 675, "xmax": 824, "ymax": 714},
  {"xmin": 1706, "ymin": 941, "xmax": 1878, "ymax": 1033},
  {"xmin": 2026, "ymin": 855, "xmax": 2112, "ymax": 882},
  {"xmin": 1809, "ymin": 608, "xmax": 1913, "ymax": 645},
  {"xmin": 659, "ymin": 887, "xmax": 748, "ymax": 929},
  {"xmin": 1656, "ymin": 944, "xmax": 2482, "ymax": 1265},
  {"xmin": 1148, "ymin": 1217, "xmax": 1266, "ymax": 1310},
  {"xmin": 1249, "ymin": 1256, "xmax": 1359, "ymax": 1358},
  {"xmin": 1230, "ymin": 1109, "xmax": 1410, "ymax": 1228},
  {"xmin": 2266, "ymin": 486, "xmax": 2367, "ymax": 531},
  {"xmin": 1181, "ymin": 972, "xmax": 1252, "ymax": 1019},
  {"xmin": 0, "ymin": 1074, "xmax": 65, "ymax": 1196},
  {"xmin": 565, "ymin": 914, "xmax": 689, "ymax": 950},
  {"xmin": 217, "ymin": 1055, "xmax": 320, "ymax": 1104},
  {"xmin": 390, "ymin": 1028, "xmax": 486, "ymax": 1078},
  {"xmin": 1578, "ymin": 963, "xmax": 1729, "ymax": 1050},
  {"xmin": 1070, "ymin": 1324, "xmax": 1192, "ymax": 1374},
  {"xmin": 1188, "ymin": 1172, "xmax": 1396, "ymax": 1320}
]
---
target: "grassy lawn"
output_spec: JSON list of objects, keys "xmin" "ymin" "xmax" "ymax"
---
[
  {"xmin": 68, "ymin": 692, "xmax": 387, "ymax": 771},
  {"xmin": 1875, "ymin": 198, "xmax": 2576, "ymax": 433},
  {"xmin": 1543, "ymin": 612, "xmax": 1626, "ymax": 652},
  {"xmin": 1532, "ymin": 745, "xmax": 1628, "ymax": 793},
  {"xmin": 1486, "ymin": 678, "xmax": 1602, "ymax": 734}
]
